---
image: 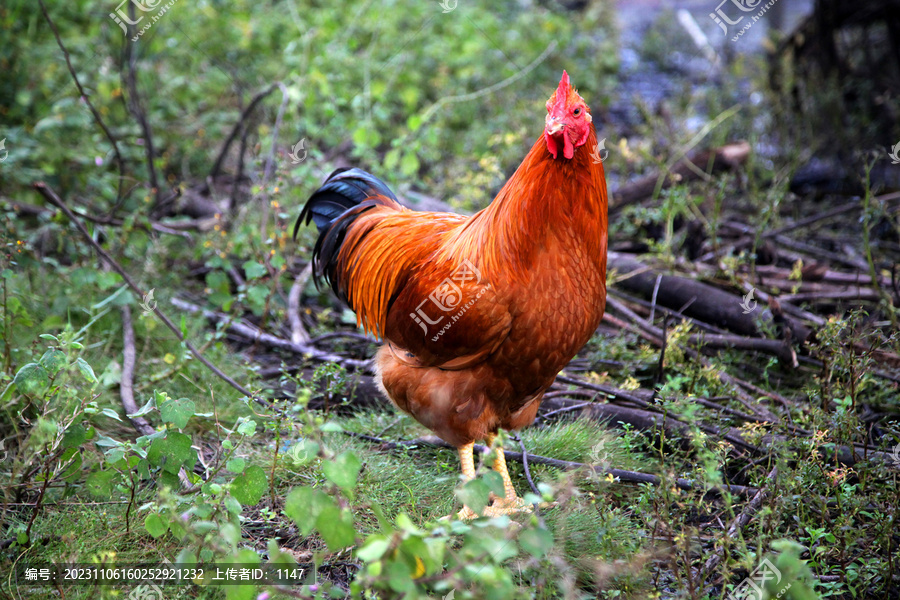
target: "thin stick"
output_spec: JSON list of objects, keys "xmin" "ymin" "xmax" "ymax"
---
[
  {"xmin": 258, "ymin": 82, "xmax": 290, "ymax": 241},
  {"xmin": 38, "ymin": 0, "xmax": 126, "ymax": 201},
  {"xmin": 34, "ymin": 182, "xmax": 254, "ymax": 399},
  {"xmin": 701, "ymin": 466, "xmax": 778, "ymax": 584},
  {"xmin": 288, "ymin": 263, "xmax": 313, "ymax": 345},
  {"xmin": 171, "ymin": 296, "xmax": 371, "ymax": 371},
  {"xmin": 344, "ymin": 432, "xmax": 758, "ymax": 497},
  {"xmin": 120, "ymin": 306, "xmax": 155, "ymax": 437},
  {"xmin": 210, "ymin": 83, "xmax": 277, "ymax": 178},
  {"xmin": 122, "ymin": 1, "xmax": 161, "ymax": 213}
]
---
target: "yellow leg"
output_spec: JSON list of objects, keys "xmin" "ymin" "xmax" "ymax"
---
[
  {"xmin": 483, "ymin": 434, "xmax": 529, "ymax": 514},
  {"xmin": 458, "ymin": 441, "xmax": 476, "ymax": 481},
  {"xmin": 455, "ymin": 442, "xmax": 480, "ymax": 520}
]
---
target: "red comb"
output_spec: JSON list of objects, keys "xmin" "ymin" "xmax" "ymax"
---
[{"xmin": 557, "ymin": 70, "xmax": 570, "ymax": 97}]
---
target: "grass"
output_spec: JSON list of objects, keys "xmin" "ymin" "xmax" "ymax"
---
[{"xmin": 3, "ymin": 0, "xmax": 900, "ymax": 598}]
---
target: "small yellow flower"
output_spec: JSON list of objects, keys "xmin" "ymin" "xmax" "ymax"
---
[{"xmin": 412, "ymin": 556, "xmax": 425, "ymax": 578}]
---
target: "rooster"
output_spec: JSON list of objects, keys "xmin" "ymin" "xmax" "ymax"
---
[{"xmin": 296, "ymin": 71, "xmax": 608, "ymax": 519}]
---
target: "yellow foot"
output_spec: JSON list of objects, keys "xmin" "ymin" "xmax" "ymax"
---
[
  {"xmin": 446, "ymin": 499, "xmax": 556, "ymax": 521},
  {"xmin": 486, "ymin": 495, "xmax": 531, "ymax": 514},
  {"xmin": 456, "ymin": 505, "xmax": 481, "ymax": 520}
]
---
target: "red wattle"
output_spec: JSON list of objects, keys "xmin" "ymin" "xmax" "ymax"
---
[
  {"xmin": 545, "ymin": 133, "xmax": 558, "ymax": 159},
  {"xmin": 563, "ymin": 133, "xmax": 574, "ymax": 159}
]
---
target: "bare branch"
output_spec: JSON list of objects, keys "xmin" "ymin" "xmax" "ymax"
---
[
  {"xmin": 33, "ymin": 181, "xmax": 254, "ymax": 400},
  {"xmin": 38, "ymin": 0, "xmax": 126, "ymax": 201}
]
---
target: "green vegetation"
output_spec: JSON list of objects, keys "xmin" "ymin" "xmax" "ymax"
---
[{"xmin": 2, "ymin": 0, "xmax": 900, "ymax": 599}]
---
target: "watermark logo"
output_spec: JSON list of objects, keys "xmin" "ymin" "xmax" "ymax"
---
[
  {"xmin": 410, "ymin": 259, "xmax": 490, "ymax": 342},
  {"xmin": 890, "ymin": 442, "xmax": 900, "ymax": 468},
  {"xmin": 889, "ymin": 141, "xmax": 900, "ymax": 165},
  {"xmin": 110, "ymin": 0, "xmax": 180, "ymax": 42},
  {"xmin": 140, "ymin": 288, "xmax": 157, "ymax": 316},
  {"xmin": 289, "ymin": 138, "xmax": 308, "ymax": 164},
  {"xmin": 0, "ymin": 138, "xmax": 7, "ymax": 162},
  {"xmin": 728, "ymin": 558, "xmax": 791, "ymax": 600},
  {"xmin": 438, "ymin": 0, "xmax": 457, "ymax": 13},
  {"xmin": 589, "ymin": 440, "xmax": 610, "ymax": 467},
  {"xmin": 740, "ymin": 287, "xmax": 758, "ymax": 314},
  {"xmin": 128, "ymin": 583, "xmax": 164, "ymax": 600},
  {"xmin": 709, "ymin": 0, "xmax": 779, "ymax": 42},
  {"xmin": 590, "ymin": 138, "xmax": 609, "ymax": 164}
]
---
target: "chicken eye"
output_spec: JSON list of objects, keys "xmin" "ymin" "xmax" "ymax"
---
[{"xmin": 573, "ymin": 107, "xmax": 582, "ymax": 116}]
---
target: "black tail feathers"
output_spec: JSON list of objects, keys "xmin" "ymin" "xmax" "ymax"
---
[
  {"xmin": 295, "ymin": 168, "xmax": 398, "ymax": 297},
  {"xmin": 294, "ymin": 167, "xmax": 398, "ymax": 237}
]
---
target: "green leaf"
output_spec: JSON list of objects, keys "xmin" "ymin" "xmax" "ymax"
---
[
  {"xmin": 482, "ymin": 470, "xmax": 506, "ymax": 497},
  {"xmin": 144, "ymin": 513, "xmax": 168, "ymax": 538},
  {"xmin": 159, "ymin": 397, "xmax": 195, "ymax": 429},
  {"xmin": 242, "ymin": 260, "xmax": 267, "ymax": 280},
  {"xmin": 400, "ymin": 151, "xmax": 420, "ymax": 177},
  {"xmin": 224, "ymin": 584, "xmax": 257, "ymax": 600},
  {"xmin": 270, "ymin": 255, "xmax": 285, "ymax": 270},
  {"xmin": 39, "ymin": 350, "xmax": 67, "ymax": 376},
  {"xmin": 384, "ymin": 148, "xmax": 401, "ymax": 170},
  {"xmin": 226, "ymin": 457, "xmax": 246, "ymax": 473},
  {"xmin": 62, "ymin": 423, "xmax": 93, "ymax": 449},
  {"xmin": 386, "ymin": 559, "xmax": 414, "ymax": 593},
  {"xmin": 286, "ymin": 440, "xmax": 319, "ymax": 466},
  {"xmin": 96, "ymin": 271, "xmax": 122, "ymax": 290},
  {"xmin": 60, "ymin": 449, "xmax": 83, "ymax": 481},
  {"xmin": 518, "ymin": 527, "xmax": 554, "ymax": 558},
  {"xmin": 158, "ymin": 470, "xmax": 180, "ymax": 490},
  {"xmin": 128, "ymin": 397, "xmax": 156, "ymax": 418},
  {"xmin": 85, "ymin": 470, "xmax": 117, "ymax": 497},
  {"xmin": 245, "ymin": 284, "xmax": 270, "ymax": 314},
  {"xmin": 316, "ymin": 504, "xmax": 355, "ymax": 550},
  {"xmin": 94, "ymin": 434, "xmax": 122, "ymax": 448},
  {"xmin": 284, "ymin": 487, "xmax": 334, "ymax": 536},
  {"xmin": 407, "ymin": 114, "xmax": 424, "ymax": 132},
  {"xmin": 101, "ymin": 408, "xmax": 122, "ymax": 421},
  {"xmin": 73, "ymin": 357, "xmax": 98, "ymax": 384},
  {"xmin": 357, "ymin": 535, "xmax": 391, "ymax": 562},
  {"xmin": 456, "ymin": 478, "xmax": 491, "ymax": 516},
  {"xmin": 322, "ymin": 451, "xmax": 362, "ymax": 494},
  {"xmin": 236, "ymin": 418, "xmax": 256, "ymax": 437},
  {"xmin": 105, "ymin": 448, "xmax": 125, "ymax": 465},
  {"xmin": 147, "ymin": 431, "xmax": 196, "ymax": 474},
  {"xmin": 13, "ymin": 363, "xmax": 49, "ymax": 398},
  {"xmin": 231, "ymin": 465, "xmax": 267, "ymax": 506},
  {"xmin": 399, "ymin": 534, "xmax": 434, "ymax": 576},
  {"xmin": 224, "ymin": 495, "xmax": 242, "ymax": 515}
]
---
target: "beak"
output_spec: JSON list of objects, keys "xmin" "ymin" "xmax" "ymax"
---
[{"xmin": 545, "ymin": 115, "xmax": 564, "ymax": 136}]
